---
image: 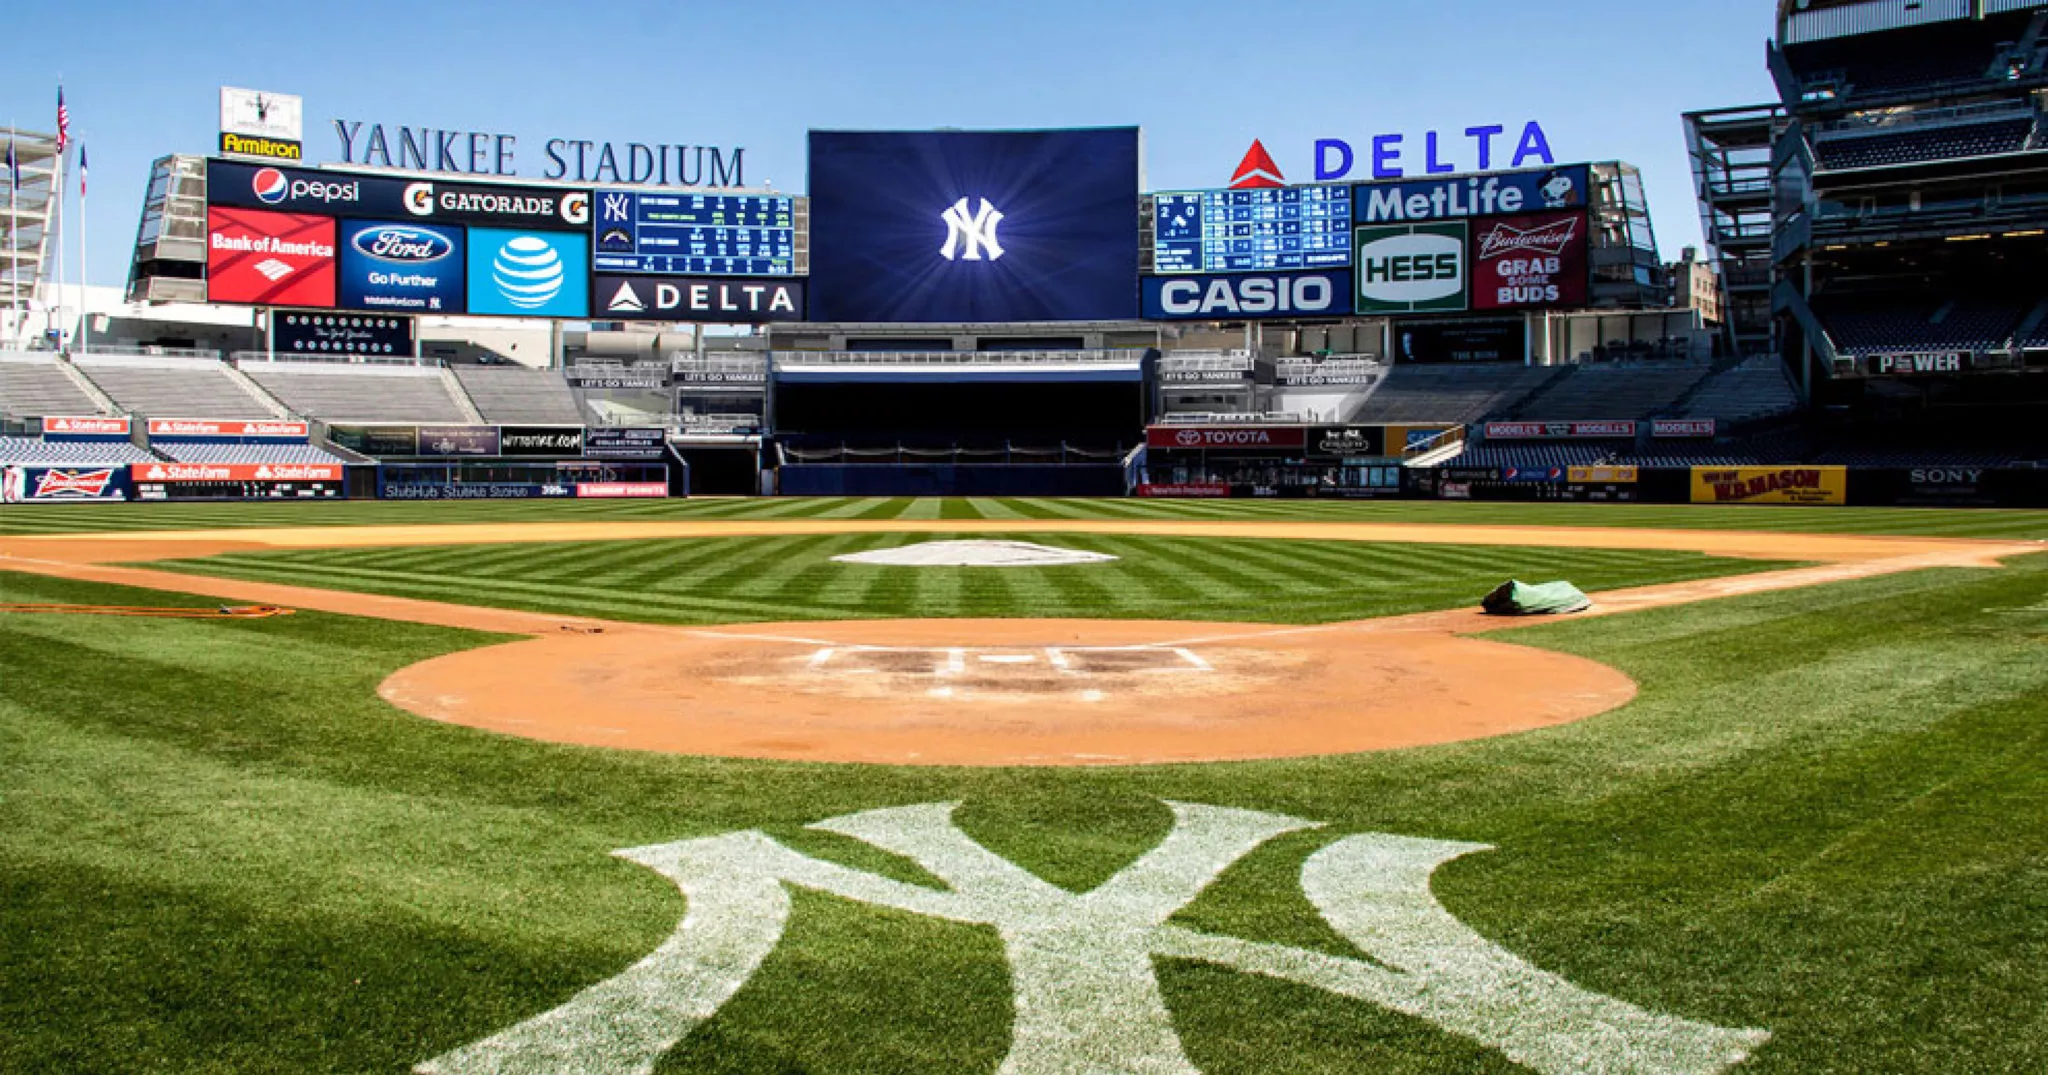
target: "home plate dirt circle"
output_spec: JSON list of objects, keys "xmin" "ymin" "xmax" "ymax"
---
[{"xmin": 377, "ymin": 618, "xmax": 1638, "ymax": 766}]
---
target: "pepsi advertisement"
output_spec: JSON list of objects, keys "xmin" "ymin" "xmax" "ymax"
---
[
  {"xmin": 206, "ymin": 159, "xmax": 590, "ymax": 231},
  {"xmin": 806, "ymin": 128, "xmax": 1141, "ymax": 322},
  {"xmin": 339, "ymin": 221, "xmax": 466, "ymax": 313}
]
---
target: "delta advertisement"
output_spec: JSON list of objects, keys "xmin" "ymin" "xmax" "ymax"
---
[
  {"xmin": 1690, "ymin": 466, "xmax": 1848, "ymax": 506},
  {"xmin": 805, "ymin": 128, "xmax": 1142, "ymax": 322},
  {"xmin": 207, "ymin": 207, "xmax": 337, "ymax": 307},
  {"xmin": 593, "ymin": 274, "xmax": 806, "ymax": 322}
]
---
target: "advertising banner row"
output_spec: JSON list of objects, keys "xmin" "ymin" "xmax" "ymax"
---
[
  {"xmin": 324, "ymin": 423, "xmax": 667, "ymax": 460},
  {"xmin": 0, "ymin": 463, "xmax": 346, "ymax": 504},
  {"xmin": 205, "ymin": 142, "xmax": 1598, "ymax": 324}
]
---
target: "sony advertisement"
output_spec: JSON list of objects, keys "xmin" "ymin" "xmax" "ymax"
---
[
  {"xmin": 339, "ymin": 220, "xmax": 466, "ymax": 313},
  {"xmin": 1141, "ymin": 270, "xmax": 1353, "ymax": 321},
  {"xmin": 806, "ymin": 128, "xmax": 1141, "ymax": 322},
  {"xmin": 206, "ymin": 159, "xmax": 590, "ymax": 231},
  {"xmin": 207, "ymin": 207, "xmax": 337, "ymax": 307}
]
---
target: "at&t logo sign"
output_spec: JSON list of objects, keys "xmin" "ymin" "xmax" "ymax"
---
[{"xmin": 940, "ymin": 197, "xmax": 1005, "ymax": 261}]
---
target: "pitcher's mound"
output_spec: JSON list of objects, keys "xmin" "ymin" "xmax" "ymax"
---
[
  {"xmin": 831, "ymin": 540, "xmax": 1118, "ymax": 567},
  {"xmin": 379, "ymin": 618, "xmax": 1638, "ymax": 766}
]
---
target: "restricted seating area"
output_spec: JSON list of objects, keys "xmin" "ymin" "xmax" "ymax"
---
[
  {"xmin": 1816, "ymin": 297, "xmax": 2038, "ymax": 357},
  {"xmin": 0, "ymin": 355, "xmax": 107, "ymax": 420},
  {"xmin": 243, "ymin": 364, "xmax": 473, "ymax": 424},
  {"xmin": 1815, "ymin": 118, "xmax": 2036, "ymax": 170},
  {"xmin": 451, "ymin": 364, "xmax": 584, "ymax": 425},
  {"xmin": 73, "ymin": 356, "xmax": 278, "ymax": 420},
  {"xmin": 1674, "ymin": 357, "xmax": 1801, "ymax": 423},
  {"xmin": 0, "ymin": 436, "xmax": 160, "ymax": 466},
  {"xmin": 1502, "ymin": 364, "xmax": 1713, "ymax": 422},
  {"xmin": 1348, "ymin": 365, "xmax": 1564, "ymax": 425},
  {"xmin": 150, "ymin": 441, "xmax": 355, "ymax": 465}
]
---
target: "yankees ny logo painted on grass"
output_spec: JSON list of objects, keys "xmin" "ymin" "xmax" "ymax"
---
[{"xmin": 419, "ymin": 802, "xmax": 1768, "ymax": 1074}]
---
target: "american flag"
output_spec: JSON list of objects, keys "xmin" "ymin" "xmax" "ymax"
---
[{"xmin": 56, "ymin": 87, "xmax": 70, "ymax": 153}]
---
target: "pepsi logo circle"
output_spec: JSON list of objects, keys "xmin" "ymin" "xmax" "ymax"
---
[
  {"xmin": 253, "ymin": 168, "xmax": 289, "ymax": 204},
  {"xmin": 492, "ymin": 237, "xmax": 565, "ymax": 309},
  {"xmin": 354, "ymin": 225, "xmax": 452, "ymax": 264}
]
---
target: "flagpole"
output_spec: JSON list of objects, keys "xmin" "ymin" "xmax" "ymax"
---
[
  {"xmin": 7, "ymin": 131, "xmax": 18, "ymax": 350},
  {"xmin": 77, "ymin": 146, "xmax": 88, "ymax": 354},
  {"xmin": 51, "ymin": 145, "xmax": 66, "ymax": 352}
]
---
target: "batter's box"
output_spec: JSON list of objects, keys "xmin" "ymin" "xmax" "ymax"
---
[{"xmin": 802, "ymin": 645, "xmax": 1213, "ymax": 680}]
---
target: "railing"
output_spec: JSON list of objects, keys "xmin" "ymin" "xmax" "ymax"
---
[
  {"xmin": 1155, "ymin": 412, "xmax": 1304, "ymax": 425},
  {"xmin": 233, "ymin": 351, "xmax": 435, "ymax": 368},
  {"xmin": 77, "ymin": 344, "xmax": 224, "ymax": 360},
  {"xmin": 771, "ymin": 349, "xmax": 1148, "ymax": 367},
  {"xmin": 1814, "ymin": 100, "xmax": 2036, "ymax": 138}
]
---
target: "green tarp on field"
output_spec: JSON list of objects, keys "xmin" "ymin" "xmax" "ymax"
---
[{"xmin": 1481, "ymin": 579, "xmax": 1593, "ymax": 616}]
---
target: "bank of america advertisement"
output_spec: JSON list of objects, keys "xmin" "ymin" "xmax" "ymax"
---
[
  {"xmin": 805, "ymin": 128, "xmax": 1141, "ymax": 322},
  {"xmin": 207, "ymin": 207, "xmax": 337, "ymax": 307}
]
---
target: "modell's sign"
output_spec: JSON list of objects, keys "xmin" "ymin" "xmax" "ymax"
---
[
  {"xmin": 1652, "ymin": 419, "xmax": 1716, "ymax": 438},
  {"xmin": 133, "ymin": 462, "xmax": 343, "ymax": 483},
  {"xmin": 41, "ymin": 415, "xmax": 132, "ymax": 436},
  {"xmin": 1690, "ymin": 466, "xmax": 1847, "ymax": 506},
  {"xmin": 146, "ymin": 419, "xmax": 310, "ymax": 439},
  {"xmin": 1146, "ymin": 426, "xmax": 1307, "ymax": 449},
  {"xmin": 1484, "ymin": 421, "xmax": 1636, "ymax": 440}
]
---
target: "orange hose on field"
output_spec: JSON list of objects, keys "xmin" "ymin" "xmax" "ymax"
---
[{"xmin": 0, "ymin": 603, "xmax": 295, "ymax": 619}]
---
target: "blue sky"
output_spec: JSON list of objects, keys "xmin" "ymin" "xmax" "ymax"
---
[{"xmin": 4, "ymin": 0, "xmax": 1780, "ymax": 288}]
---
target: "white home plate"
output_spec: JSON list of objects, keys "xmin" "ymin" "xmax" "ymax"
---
[{"xmin": 831, "ymin": 540, "xmax": 1118, "ymax": 567}]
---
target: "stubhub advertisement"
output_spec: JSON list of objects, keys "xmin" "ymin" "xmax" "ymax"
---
[
  {"xmin": 465, "ymin": 229, "xmax": 589, "ymax": 317},
  {"xmin": 340, "ymin": 220, "xmax": 466, "ymax": 313},
  {"xmin": 806, "ymin": 128, "xmax": 1141, "ymax": 322}
]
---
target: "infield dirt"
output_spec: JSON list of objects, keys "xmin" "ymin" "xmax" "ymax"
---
[{"xmin": 2, "ymin": 519, "xmax": 2037, "ymax": 765}]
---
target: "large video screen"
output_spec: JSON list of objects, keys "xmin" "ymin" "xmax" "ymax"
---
[{"xmin": 806, "ymin": 128, "xmax": 1141, "ymax": 322}]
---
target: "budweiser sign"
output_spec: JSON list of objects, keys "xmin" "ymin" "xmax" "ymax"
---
[
  {"xmin": 34, "ymin": 468, "xmax": 119, "ymax": 498},
  {"xmin": 1476, "ymin": 216, "xmax": 1579, "ymax": 260},
  {"xmin": 1147, "ymin": 426, "xmax": 1307, "ymax": 450},
  {"xmin": 41, "ymin": 415, "xmax": 132, "ymax": 436},
  {"xmin": 147, "ymin": 418, "xmax": 310, "ymax": 438},
  {"xmin": 134, "ymin": 462, "xmax": 343, "ymax": 483}
]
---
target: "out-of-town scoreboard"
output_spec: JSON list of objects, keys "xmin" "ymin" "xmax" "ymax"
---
[
  {"xmin": 1151, "ymin": 185, "xmax": 1353, "ymax": 273},
  {"xmin": 592, "ymin": 190, "xmax": 799, "ymax": 276}
]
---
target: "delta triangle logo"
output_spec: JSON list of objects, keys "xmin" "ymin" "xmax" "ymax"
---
[
  {"xmin": 1229, "ymin": 139, "xmax": 1285, "ymax": 189},
  {"xmin": 607, "ymin": 280, "xmax": 646, "ymax": 313}
]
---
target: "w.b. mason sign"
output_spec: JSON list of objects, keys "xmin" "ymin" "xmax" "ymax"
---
[{"xmin": 419, "ymin": 801, "xmax": 1767, "ymax": 1074}]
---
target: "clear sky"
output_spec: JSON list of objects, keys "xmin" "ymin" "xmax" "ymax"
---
[{"xmin": 3, "ymin": 0, "xmax": 1781, "ymax": 288}]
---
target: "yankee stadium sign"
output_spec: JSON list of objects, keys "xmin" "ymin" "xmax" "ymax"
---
[{"xmin": 332, "ymin": 120, "xmax": 746, "ymax": 187}]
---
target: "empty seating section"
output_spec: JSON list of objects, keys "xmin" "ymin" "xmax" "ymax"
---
[
  {"xmin": 1816, "ymin": 119, "xmax": 2034, "ymax": 170},
  {"xmin": 1784, "ymin": 17, "xmax": 2024, "ymax": 100},
  {"xmin": 73, "ymin": 359, "xmax": 276, "ymax": 419},
  {"xmin": 1679, "ymin": 357, "xmax": 1801, "ymax": 423},
  {"xmin": 153, "ymin": 442, "xmax": 353, "ymax": 465},
  {"xmin": 0, "ymin": 436, "xmax": 159, "ymax": 465},
  {"xmin": 1451, "ymin": 442, "xmax": 1625, "ymax": 469},
  {"xmin": 1506, "ymin": 365, "xmax": 1711, "ymax": 422},
  {"xmin": 1819, "ymin": 298, "xmax": 2028, "ymax": 356},
  {"xmin": 1812, "ymin": 445, "xmax": 2035, "ymax": 467},
  {"xmin": 1348, "ymin": 365, "xmax": 1561, "ymax": 425},
  {"xmin": 452, "ymin": 365, "xmax": 584, "ymax": 424},
  {"xmin": 245, "ymin": 365, "xmax": 469, "ymax": 424},
  {"xmin": 0, "ymin": 357, "xmax": 104, "ymax": 419}
]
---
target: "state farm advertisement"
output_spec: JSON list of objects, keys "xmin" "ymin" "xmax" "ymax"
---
[
  {"xmin": 207, "ymin": 207, "xmax": 337, "ymax": 308},
  {"xmin": 41, "ymin": 415, "xmax": 131, "ymax": 436},
  {"xmin": 132, "ymin": 462, "xmax": 343, "ymax": 483},
  {"xmin": 146, "ymin": 419, "xmax": 309, "ymax": 439},
  {"xmin": 1470, "ymin": 211, "xmax": 1587, "ymax": 311},
  {"xmin": 1146, "ymin": 427, "xmax": 1307, "ymax": 450}
]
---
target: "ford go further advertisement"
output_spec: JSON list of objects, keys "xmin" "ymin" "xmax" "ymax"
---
[{"xmin": 339, "ymin": 220, "xmax": 467, "ymax": 313}]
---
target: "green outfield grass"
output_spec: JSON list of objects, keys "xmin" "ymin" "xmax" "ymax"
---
[
  {"xmin": 144, "ymin": 532, "xmax": 1792, "ymax": 626},
  {"xmin": 2, "ymin": 495, "xmax": 2047, "ymax": 539},
  {"xmin": 3, "ymin": 520, "xmax": 2046, "ymax": 1072}
]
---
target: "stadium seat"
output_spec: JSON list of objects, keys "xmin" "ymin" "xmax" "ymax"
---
[
  {"xmin": 451, "ymin": 365, "xmax": 584, "ymax": 425},
  {"xmin": 0, "ymin": 436, "xmax": 161, "ymax": 465},
  {"xmin": 1815, "ymin": 119, "xmax": 2035, "ymax": 170},
  {"xmin": 242, "ymin": 364, "xmax": 474, "ymax": 424},
  {"xmin": 0, "ymin": 356, "xmax": 106, "ymax": 419},
  {"xmin": 151, "ymin": 441, "xmax": 355, "ymax": 465},
  {"xmin": 1348, "ymin": 365, "xmax": 1564, "ymax": 425},
  {"xmin": 73, "ymin": 356, "xmax": 280, "ymax": 420}
]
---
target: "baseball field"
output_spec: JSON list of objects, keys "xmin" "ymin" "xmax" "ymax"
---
[{"xmin": 2, "ymin": 496, "xmax": 2044, "ymax": 1073}]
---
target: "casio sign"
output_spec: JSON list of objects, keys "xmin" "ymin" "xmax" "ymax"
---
[
  {"xmin": 353, "ymin": 225, "xmax": 451, "ymax": 263},
  {"xmin": 1148, "ymin": 272, "xmax": 1346, "ymax": 319}
]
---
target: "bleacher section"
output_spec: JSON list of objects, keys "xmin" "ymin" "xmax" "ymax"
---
[
  {"xmin": 1348, "ymin": 365, "xmax": 1562, "ymax": 424},
  {"xmin": 0, "ymin": 436, "xmax": 159, "ymax": 465},
  {"xmin": 1676, "ymin": 357, "xmax": 1802, "ymax": 423},
  {"xmin": 0, "ymin": 356, "xmax": 105, "ymax": 419},
  {"xmin": 1781, "ymin": 14, "xmax": 2035, "ymax": 102},
  {"xmin": 73, "ymin": 357, "xmax": 278, "ymax": 419},
  {"xmin": 152, "ymin": 442, "xmax": 354, "ymax": 465},
  {"xmin": 1815, "ymin": 119, "xmax": 2035, "ymax": 170},
  {"xmin": 1451, "ymin": 442, "xmax": 1627, "ymax": 469},
  {"xmin": 244, "ymin": 364, "xmax": 471, "ymax": 424},
  {"xmin": 1504, "ymin": 364, "xmax": 1712, "ymax": 422},
  {"xmin": 1818, "ymin": 297, "xmax": 2030, "ymax": 357},
  {"xmin": 451, "ymin": 365, "xmax": 584, "ymax": 424}
]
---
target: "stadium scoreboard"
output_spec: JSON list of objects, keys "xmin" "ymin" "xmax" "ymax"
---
[
  {"xmin": 1151, "ymin": 186, "xmax": 1353, "ymax": 274},
  {"xmin": 594, "ymin": 190, "xmax": 798, "ymax": 277}
]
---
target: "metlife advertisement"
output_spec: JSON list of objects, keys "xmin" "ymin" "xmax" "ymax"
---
[
  {"xmin": 466, "ymin": 229, "xmax": 590, "ymax": 318},
  {"xmin": 339, "ymin": 220, "xmax": 466, "ymax": 313},
  {"xmin": 806, "ymin": 128, "xmax": 1141, "ymax": 322}
]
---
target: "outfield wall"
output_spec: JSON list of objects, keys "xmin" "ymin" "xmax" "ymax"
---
[{"xmin": 780, "ymin": 464, "xmax": 1127, "ymax": 496}]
